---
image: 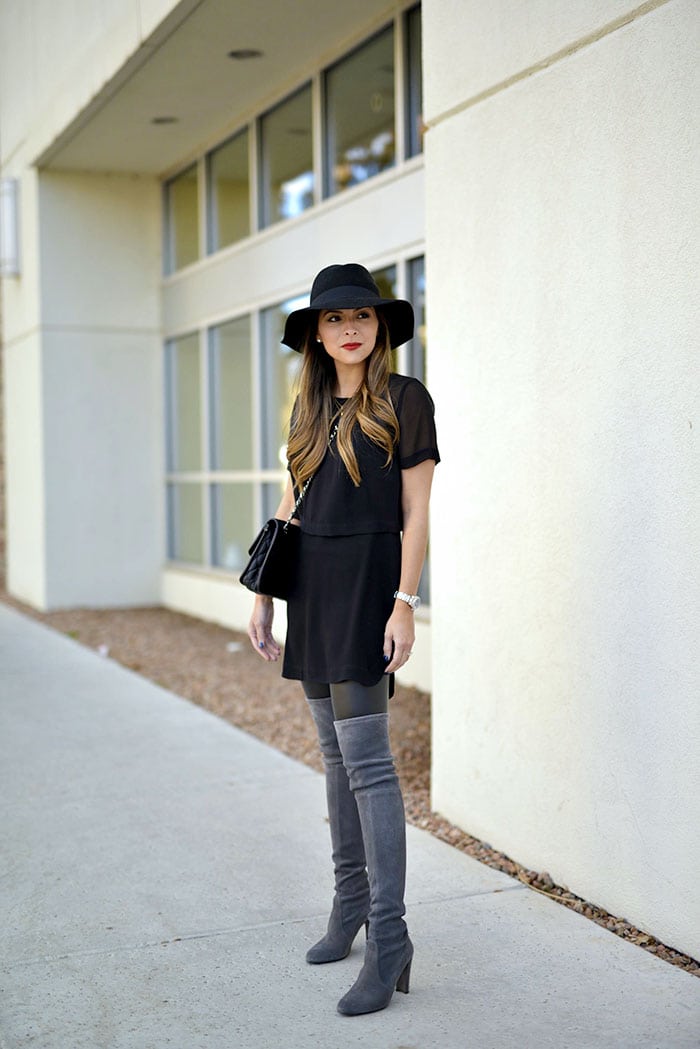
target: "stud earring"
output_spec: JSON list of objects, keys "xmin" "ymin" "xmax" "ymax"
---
[{"xmin": 316, "ymin": 337, "xmax": 322, "ymax": 343}]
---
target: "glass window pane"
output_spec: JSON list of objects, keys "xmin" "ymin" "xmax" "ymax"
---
[
  {"xmin": 208, "ymin": 129, "xmax": 250, "ymax": 252},
  {"xmin": 371, "ymin": 265, "xmax": 399, "ymax": 368},
  {"xmin": 406, "ymin": 5, "xmax": 424, "ymax": 158},
  {"xmin": 262, "ymin": 479, "xmax": 289, "ymax": 523},
  {"xmin": 406, "ymin": 255, "xmax": 425, "ymax": 380},
  {"xmin": 260, "ymin": 85, "xmax": 314, "ymax": 228},
  {"xmin": 164, "ymin": 164, "xmax": 199, "ymax": 273},
  {"xmin": 167, "ymin": 482, "xmax": 204, "ymax": 563},
  {"xmin": 166, "ymin": 333, "xmax": 201, "ymax": 471},
  {"xmin": 211, "ymin": 483, "xmax": 254, "ymax": 571},
  {"xmin": 407, "ymin": 254, "xmax": 430, "ymax": 604},
  {"xmin": 325, "ymin": 25, "xmax": 395, "ymax": 196},
  {"xmin": 260, "ymin": 298, "xmax": 304, "ymax": 470},
  {"xmin": 371, "ymin": 265, "xmax": 397, "ymax": 300},
  {"xmin": 209, "ymin": 316, "xmax": 252, "ymax": 469}
]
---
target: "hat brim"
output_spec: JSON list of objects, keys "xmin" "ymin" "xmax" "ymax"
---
[{"xmin": 281, "ymin": 296, "xmax": 415, "ymax": 352}]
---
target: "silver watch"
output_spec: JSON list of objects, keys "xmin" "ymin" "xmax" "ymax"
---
[{"xmin": 394, "ymin": 590, "xmax": 421, "ymax": 611}]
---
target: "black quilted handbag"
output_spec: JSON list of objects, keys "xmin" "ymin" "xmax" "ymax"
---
[
  {"xmin": 239, "ymin": 517, "xmax": 300, "ymax": 600},
  {"xmin": 239, "ymin": 420, "xmax": 339, "ymax": 600}
]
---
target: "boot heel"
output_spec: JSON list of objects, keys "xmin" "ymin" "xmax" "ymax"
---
[{"xmin": 396, "ymin": 959, "xmax": 411, "ymax": 994}]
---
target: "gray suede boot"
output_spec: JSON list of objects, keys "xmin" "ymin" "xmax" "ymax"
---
[
  {"xmin": 305, "ymin": 697, "xmax": 370, "ymax": 964},
  {"xmin": 334, "ymin": 713, "xmax": 413, "ymax": 1016}
]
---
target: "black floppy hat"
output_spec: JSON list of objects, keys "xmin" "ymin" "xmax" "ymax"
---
[{"xmin": 281, "ymin": 263, "xmax": 414, "ymax": 352}]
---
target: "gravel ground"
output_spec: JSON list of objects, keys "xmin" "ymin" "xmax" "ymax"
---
[{"xmin": 3, "ymin": 590, "xmax": 697, "ymax": 978}]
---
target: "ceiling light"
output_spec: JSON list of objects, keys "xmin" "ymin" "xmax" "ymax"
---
[{"xmin": 227, "ymin": 48, "xmax": 263, "ymax": 60}]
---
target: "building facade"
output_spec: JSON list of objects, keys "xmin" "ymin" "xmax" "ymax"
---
[{"xmin": 1, "ymin": 0, "xmax": 698, "ymax": 958}]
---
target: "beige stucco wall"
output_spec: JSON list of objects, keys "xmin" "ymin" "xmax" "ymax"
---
[
  {"xmin": 425, "ymin": 0, "xmax": 700, "ymax": 957},
  {"xmin": 1, "ymin": 0, "xmax": 176, "ymax": 607},
  {"xmin": 2, "ymin": 169, "xmax": 48, "ymax": 606},
  {"xmin": 3, "ymin": 169, "xmax": 164, "ymax": 608}
]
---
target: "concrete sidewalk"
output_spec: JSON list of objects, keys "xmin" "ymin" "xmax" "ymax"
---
[{"xmin": 1, "ymin": 603, "xmax": 698, "ymax": 1049}]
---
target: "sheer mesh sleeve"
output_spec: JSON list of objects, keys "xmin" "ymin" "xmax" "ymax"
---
[{"xmin": 396, "ymin": 378, "xmax": 440, "ymax": 469}]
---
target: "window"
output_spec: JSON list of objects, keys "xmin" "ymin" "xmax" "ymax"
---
[
  {"xmin": 167, "ymin": 482, "xmax": 205, "ymax": 564},
  {"xmin": 370, "ymin": 265, "xmax": 398, "ymax": 367},
  {"xmin": 164, "ymin": 10, "xmax": 424, "ymax": 270},
  {"xmin": 211, "ymin": 482, "xmax": 255, "ymax": 571},
  {"xmin": 259, "ymin": 85, "xmax": 314, "ymax": 228},
  {"xmin": 165, "ymin": 332, "xmax": 204, "ymax": 564},
  {"xmin": 209, "ymin": 317, "xmax": 252, "ymax": 470},
  {"xmin": 324, "ymin": 25, "xmax": 395, "ymax": 196},
  {"xmin": 164, "ymin": 165, "xmax": 199, "ymax": 273},
  {"xmin": 405, "ymin": 5, "xmax": 424, "ymax": 158},
  {"xmin": 207, "ymin": 129, "xmax": 250, "ymax": 252},
  {"xmin": 406, "ymin": 254, "xmax": 430, "ymax": 604},
  {"xmin": 260, "ymin": 298, "xmax": 304, "ymax": 519},
  {"xmin": 406, "ymin": 255, "xmax": 425, "ymax": 378},
  {"xmin": 165, "ymin": 304, "xmax": 302, "ymax": 571},
  {"xmin": 165, "ymin": 333, "xmax": 201, "ymax": 471},
  {"xmin": 208, "ymin": 317, "xmax": 256, "ymax": 570}
]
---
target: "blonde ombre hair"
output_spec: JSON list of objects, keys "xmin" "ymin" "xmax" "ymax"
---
[{"xmin": 287, "ymin": 313, "xmax": 399, "ymax": 489}]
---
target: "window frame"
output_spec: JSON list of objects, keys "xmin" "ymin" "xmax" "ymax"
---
[{"xmin": 162, "ymin": 4, "xmax": 423, "ymax": 274}]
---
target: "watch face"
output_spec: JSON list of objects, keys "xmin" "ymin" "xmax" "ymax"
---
[{"xmin": 410, "ymin": 595, "xmax": 421, "ymax": 610}]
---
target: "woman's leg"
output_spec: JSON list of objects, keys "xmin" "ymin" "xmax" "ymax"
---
[
  {"xmin": 330, "ymin": 679, "xmax": 412, "ymax": 1016},
  {"xmin": 302, "ymin": 681, "xmax": 369, "ymax": 964}
]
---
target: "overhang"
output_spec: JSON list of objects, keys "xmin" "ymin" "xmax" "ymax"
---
[{"xmin": 37, "ymin": 0, "xmax": 394, "ymax": 177}]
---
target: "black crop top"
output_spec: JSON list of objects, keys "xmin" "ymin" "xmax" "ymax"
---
[{"xmin": 292, "ymin": 373, "xmax": 440, "ymax": 537}]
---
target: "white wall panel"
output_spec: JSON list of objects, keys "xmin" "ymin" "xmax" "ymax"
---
[
  {"xmin": 3, "ymin": 333, "xmax": 47, "ymax": 607},
  {"xmin": 41, "ymin": 330, "xmax": 165, "ymax": 607},
  {"xmin": 426, "ymin": 0, "xmax": 700, "ymax": 957},
  {"xmin": 423, "ymin": 0, "xmax": 665, "ymax": 123},
  {"xmin": 39, "ymin": 171, "xmax": 162, "ymax": 331},
  {"xmin": 3, "ymin": 170, "xmax": 164, "ymax": 609}
]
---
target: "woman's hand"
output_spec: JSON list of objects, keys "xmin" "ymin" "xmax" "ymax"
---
[
  {"xmin": 248, "ymin": 595, "xmax": 281, "ymax": 661},
  {"xmin": 383, "ymin": 604, "xmax": 415, "ymax": 674}
]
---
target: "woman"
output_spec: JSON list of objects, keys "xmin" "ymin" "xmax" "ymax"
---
[{"xmin": 248, "ymin": 263, "xmax": 439, "ymax": 1016}]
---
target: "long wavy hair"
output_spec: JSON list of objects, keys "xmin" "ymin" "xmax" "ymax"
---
[{"xmin": 287, "ymin": 312, "xmax": 400, "ymax": 489}]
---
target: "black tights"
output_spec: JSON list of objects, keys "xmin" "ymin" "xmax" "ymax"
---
[{"xmin": 302, "ymin": 678, "xmax": 389, "ymax": 720}]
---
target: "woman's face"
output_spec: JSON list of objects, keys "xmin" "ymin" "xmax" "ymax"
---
[{"xmin": 316, "ymin": 307, "xmax": 379, "ymax": 369}]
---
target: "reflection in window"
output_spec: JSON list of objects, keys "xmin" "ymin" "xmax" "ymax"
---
[
  {"xmin": 167, "ymin": 482, "xmax": 204, "ymax": 563},
  {"xmin": 207, "ymin": 129, "xmax": 250, "ymax": 252},
  {"xmin": 370, "ymin": 265, "xmax": 399, "ymax": 367},
  {"xmin": 209, "ymin": 317, "xmax": 252, "ymax": 469},
  {"xmin": 211, "ymin": 483, "xmax": 255, "ymax": 571},
  {"xmin": 164, "ymin": 165, "xmax": 199, "ymax": 273},
  {"xmin": 260, "ymin": 85, "xmax": 314, "ymax": 227},
  {"xmin": 325, "ymin": 26, "xmax": 395, "ymax": 196},
  {"xmin": 406, "ymin": 5, "xmax": 424, "ymax": 158},
  {"xmin": 165, "ymin": 333, "xmax": 201, "ymax": 471},
  {"xmin": 260, "ymin": 298, "xmax": 305, "ymax": 471},
  {"xmin": 406, "ymin": 254, "xmax": 430, "ymax": 604},
  {"xmin": 406, "ymin": 255, "xmax": 425, "ymax": 379},
  {"xmin": 371, "ymin": 265, "xmax": 397, "ymax": 301}
]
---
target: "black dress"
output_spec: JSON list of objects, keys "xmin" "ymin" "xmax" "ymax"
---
[{"xmin": 282, "ymin": 374, "xmax": 440, "ymax": 691}]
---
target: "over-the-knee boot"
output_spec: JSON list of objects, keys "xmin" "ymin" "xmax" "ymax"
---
[
  {"xmin": 334, "ymin": 713, "xmax": 413, "ymax": 1016},
  {"xmin": 305, "ymin": 697, "xmax": 370, "ymax": 964}
]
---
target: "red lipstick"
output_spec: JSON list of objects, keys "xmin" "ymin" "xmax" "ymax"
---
[{"xmin": 342, "ymin": 342, "xmax": 362, "ymax": 349}]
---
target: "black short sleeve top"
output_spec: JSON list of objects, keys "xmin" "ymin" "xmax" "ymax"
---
[{"xmin": 292, "ymin": 373, "xmax": 440, "ymax": 537}]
